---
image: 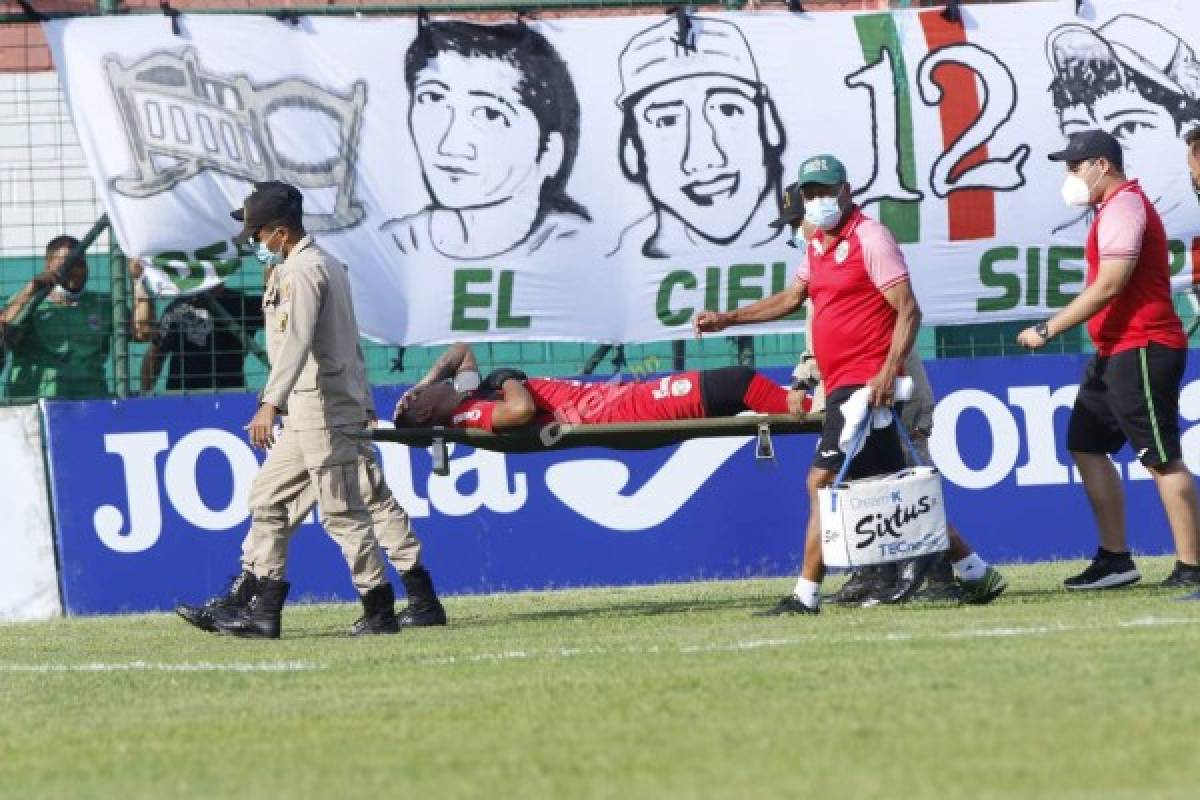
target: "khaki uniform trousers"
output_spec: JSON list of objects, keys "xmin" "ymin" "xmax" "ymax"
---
[{"xmin": 240, "ymin": 423, "xmax": 421, "ymax": 595}]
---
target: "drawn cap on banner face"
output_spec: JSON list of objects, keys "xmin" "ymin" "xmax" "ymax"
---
[
  {"xmin": 231, "ymin": 181, "xmax": 304, "ymax": 244},
  {"xmin": 797, "ymin": 154, "xmax": 847, "ymax": 187},
  {"xmin": 1046, "ymin": 15, "xmax": 1200, "ymax": 105},
  {"xmin": 615, "ymin": 16, "xmax": 761, "ymax": 108},
  {"xmin": 769, "ymin": 182, "xmax": 805, "ymax": 228}
]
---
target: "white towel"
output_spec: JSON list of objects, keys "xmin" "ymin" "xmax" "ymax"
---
[{"xmin": 837, "ymin": 376, "xmax": 915, "ymax": 462}]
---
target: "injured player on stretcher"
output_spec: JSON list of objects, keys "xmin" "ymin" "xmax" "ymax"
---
[{"xmin": 393, "ymin": 343, "xmax": 812, "ymax": 431}]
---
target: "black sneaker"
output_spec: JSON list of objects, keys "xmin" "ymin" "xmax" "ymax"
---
[
  {"xmin": 864, "ymin": 554, "xmax": 941, "ymax": 606},
  {"xmin": 912, "ymin": 581, "xmax": 965, "ymax": 603},
  {"xmin": 1063, "ymin": 551, "xmax": 1141, "ymax": 590},
  {"xmin": 912, "ymin": 556, "xmax": 962, "ymax": 603},
  {"xmin": 1161, "ymin": 561, "xmax": 1200, "ymax": 588},
  {"xmin": 825, "ymin": 565, "xmax": 896, "ymax": 605},
  {"xmin": 1177, "ymin": 589, "xmax": 1200, "ymax": 601},
  {"xmin": 754, "ymin": 595, "xmax": 820, "ymax": 616}
]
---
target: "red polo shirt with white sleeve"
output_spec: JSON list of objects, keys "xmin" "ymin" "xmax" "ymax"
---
[
  {"xmin": 795, "ymin": 206, "xmax": 909, "ymax": 394},
  {"xmin": 1085, "ymin": 180, "xmax": 1186, "ymax": 355}
]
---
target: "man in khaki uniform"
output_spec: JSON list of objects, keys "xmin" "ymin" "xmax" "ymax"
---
[{"xmin": 176, "ymin": 181, "xmax": 445, "ymax": 639}]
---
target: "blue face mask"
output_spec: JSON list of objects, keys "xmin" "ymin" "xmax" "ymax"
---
[
  {"xmin": 804, "ymin": 196, "xmax": 843, "ymax": 231},
  {"xmin": 254, "ymin": 229, "xmax": 283, "ymax": 266}
]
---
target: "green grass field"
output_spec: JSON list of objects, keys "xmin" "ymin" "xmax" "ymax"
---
[{"xmin": 1, "ymin": 557, "xmax": 1198, "ymax": 800}]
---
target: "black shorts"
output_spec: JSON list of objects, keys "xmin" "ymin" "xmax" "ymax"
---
[
  {"xmin": 699, "ymin": 366, "xmax": 755, "ymax": 416},
  {"xmin": 813, "ymin": 385, "xmax": 906, "ymax": 479},
  {"xmin": 1066, "ymin": 343, "xmax": 1186, "ymax": 468}
]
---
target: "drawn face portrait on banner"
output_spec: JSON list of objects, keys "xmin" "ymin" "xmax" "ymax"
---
[
  {"xmin": 410, "ymin": 54, "xmax": 553, "ymax": 210},
  {"xmin": 1047, "ymin": 14, "xmax": 1200, "ymax": 228},
  {"xmin": 610, "ymin": 16, "xmax": 786, "ymax": 259},
  {"xmin": 383, "ymin": 20, "xmax": 590, "ymax": 261}
]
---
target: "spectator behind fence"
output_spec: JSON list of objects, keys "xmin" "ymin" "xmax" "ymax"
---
[
  {"xmin": 131, "ymin": 258, "xmax": 265, "ymax": 392},
  {"xmin": 0, "ymin": 235, "xmax": 112, "ymax": 400}
]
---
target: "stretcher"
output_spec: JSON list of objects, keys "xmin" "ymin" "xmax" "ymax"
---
[{"xmin": 371, "ymin": 413, "xmax": 825, "ymax": 475}]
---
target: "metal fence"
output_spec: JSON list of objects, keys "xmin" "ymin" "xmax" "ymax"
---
[{"xmin": 0, "ymin": 0, "xmax": 1186, "ymax": 404}]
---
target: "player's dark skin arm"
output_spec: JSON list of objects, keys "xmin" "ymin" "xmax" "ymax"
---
[
  {"xmin": 489, "ymin": 378, "xmax": 537, "ymax": 430},
  {"xmin": 414, "ymin": 342, "xmax": 479, "ymax": 387}
]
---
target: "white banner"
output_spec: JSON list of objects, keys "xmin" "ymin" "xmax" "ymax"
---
[
  {"xmin": 0, "ymin": 405, "xmax": 61, "ymax": 623},
  {"xmin": 44, "ymin": 1, "xmax": 1200, "ymax": 344}
]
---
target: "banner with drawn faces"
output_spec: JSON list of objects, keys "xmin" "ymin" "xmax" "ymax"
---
[{"xmin": 44, "ymin": 1, "xmax": 1200, "ymax": 344}]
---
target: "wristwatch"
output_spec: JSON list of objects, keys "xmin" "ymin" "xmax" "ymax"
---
[{"xmin": 1034, "ymin": 321, "xmax": 1051, "ymax": 341}]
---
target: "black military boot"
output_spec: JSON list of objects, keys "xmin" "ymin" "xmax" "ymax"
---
[
  {"xmin": 350, "ymin": 583, "xmax": 401, "ymax": 636},
  {"xmin": 398, "ymin": 565, "xmax": 447, "ymax": 628},
  {"xmin": 175, "ymin": 572, "xmax": 258, "ymax": 633},
  {"xmin": 214, "ymin": 578, "xmax": 290, "ymax": 639}
]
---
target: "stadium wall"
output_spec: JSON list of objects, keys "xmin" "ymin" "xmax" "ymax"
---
[
  {"xmin": 29, "ymin": 355, "xmax": 1200, "ymax": 616},
  {"xmin": 0, "ymin": 404, "xmax": 61, "ymax": 621}
]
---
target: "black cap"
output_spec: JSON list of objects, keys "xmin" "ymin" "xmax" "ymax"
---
[
  {"xmin": 1048, "ymin": 129, "xmax": 1124, "ymax": 170},
  {"xmin": 231, "ymin": 181, "xmax": 303, "ymax": 243},
  {"xmin": 769, "ymin": 182, "xmax": 805, "ymax": 229}
]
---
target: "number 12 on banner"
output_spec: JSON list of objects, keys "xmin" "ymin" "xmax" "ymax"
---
[{"xmin": 846, "ymin": 40, "xmax": 1032, "ymax": 241}]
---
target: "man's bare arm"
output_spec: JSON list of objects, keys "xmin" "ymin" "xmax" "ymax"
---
[
  {"xmin": 130, "ymin": 260, "xmax": 157, "ymax": 342},
  {"xmin": 0, "ymin": 273, "xmax": 55, "ymax": 327},
  {"xmin": 415, "ymin": 342, "xmax": 478, "ymax": 387},
  {"xmin": 1017, "ymin": 257, "xmax": 1136, "ymax": 349},
  {"xmin": 866, "ymin": 279, "xmax": 922, "ymax": 407},
  {"xmin": 489, "ymin": 379, "xmax": 537, "ymax": 430},
  {"xmin": 694, "ymin": 281, "xmax": 808, "ymax": 335},
  {"xmin": 140, "ymin": 344, "xmax": 166, "ymax": 393},
  {"xmin": 1047, "ymin": 257, "xmax": 1135, "ymax": 335}
]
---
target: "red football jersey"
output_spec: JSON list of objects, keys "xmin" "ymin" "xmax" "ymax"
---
[{"xmin": 448, "ymin": 372, "xmax": 707, "ymax": 431}]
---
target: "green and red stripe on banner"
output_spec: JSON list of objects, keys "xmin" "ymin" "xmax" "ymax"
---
[
  {"xmin": 852, "ymin": 10, "xmax": 996, "ymax": 244},
  {"xmin": 920, "ymin": 9, "xmax": 995, "ymax": 241},
  {"xmin": 853, "ymin": 13, "xmax": 921, "ymax": 244}
]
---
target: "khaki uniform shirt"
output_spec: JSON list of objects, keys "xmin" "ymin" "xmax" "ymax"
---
[{"xmin": 260, "ymin": 235, "xmax": 372, "ymax": 430}]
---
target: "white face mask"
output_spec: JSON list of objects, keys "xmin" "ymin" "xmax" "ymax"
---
[
  {"xmin": 804, "ymin": 196, "xmax": 843, "ymax": 231},
  {"xmin": 1061, "ymin": 163, "xmax": 1099, "ymax": 207},
  {"xmin": 788, "ymin": 226, "xmax": 807, "ymax": 250},
  {"xmin": 51, "ymin": 285, "xmax": 83, "ymax": 303}
]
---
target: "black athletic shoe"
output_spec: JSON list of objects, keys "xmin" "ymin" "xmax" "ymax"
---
[
  {"xmin": 912, "ymin": 580, "xmax": 965, "ymax": 603},
  {"xmin": 754, "ymin": 595, "xmax": 820, "ymax": 616},
  {"xmin": 1161, "ymin": 561, "xmax": 1200, "ymax": 588},
  {"xmin": 864, "ymin": 554, "xmax": 941, "ymax": 606},
  {"xmin": 825, "ymin": 565, "xmax": 896, "ymax": 605},
  {"xmin": 1177, "ymin": 589, "xmax": 1200, "ymax": 601},
  {"xmin": 1064, "ymin": 551, "xmax": 1141, "ymax": 591}
]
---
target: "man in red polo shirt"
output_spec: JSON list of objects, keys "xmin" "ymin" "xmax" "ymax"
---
[
  {"xmin": 1019, "ymin": 129, "xmax": 1200, "ymax": 591},
  {"xmin": 697, "ymin": 154, "xmax": 1007, "ymax": 615}
]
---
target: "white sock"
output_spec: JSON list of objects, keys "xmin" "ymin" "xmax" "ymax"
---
[
  {"xmin": 953, "ymin": 553, "xmax": 988, "ymax": 582},
  {"xmin": 791, "ymin": 577, "xmax": 821, "ymax": 608}
]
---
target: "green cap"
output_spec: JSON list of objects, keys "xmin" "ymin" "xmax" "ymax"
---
[{"xmin": 797, "ymin": 154, "xmax": 847, "ymax": 187}]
